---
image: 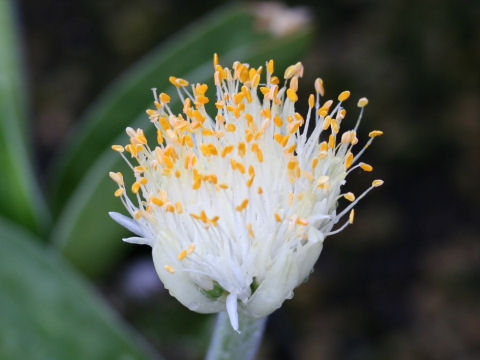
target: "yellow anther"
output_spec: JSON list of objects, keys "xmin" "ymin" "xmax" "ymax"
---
[
  {"xmin": 202, "ymin": 129, "xmax": 213, "ymax": 137},
  {"xmin": 349, "ymin": 209, "xmax": 355, "ymax": 224},
  {"xmin": 164, "ymin": 265, "xmax": 175, "ymax": 274},
  {"xmin": 290, "ymin": 76, "xmax": 298, "ymax": 92},
  {"xmin": 252, "ymin": 73, "xmax": 261, "ymax": 88},
  {"xmin": 274, "ymin": 213, "xmax": 282, "ymax": 222},
  {"xmin": 372, "ymin": 179, "xmax": 384, "ymax": 187},
  {"xmin": 314, "ymin": 78, "xmax": 325, "ymax": 96},
  {"xmin": 175, "ymin": 202, "xmax": 183, "ymax": 214},
  {"xmin": 285, "ymin": 143, "xmax": 297, "ymax": 154},
  {"xmin": 219, "ymin": 183, "xmax": 229, "ymax": 189},
  {"xmin": 284, "ymin": 62, "xmax": 304, "ymax": 79},
  {"xmin": 114, "ymin": 188, "xmax": 124, "ymax": 197},
  {"xmin": 287, "ymin": 120, "xmax": 302, "ymax": 134},
  {"xmin": 192, "ymin": 178, "xmax": 201, "ymax": 190},
  {"xmin": 151, "ymin": 197, "xmax": 164, "ymax": 207},
  {"xmin": 187, "ymin": 243, "xmax": 196, "ymax": 254},
  {"xmin": 296, "ymin": 218, "xmax": 308, "ymax": 226},
  {"xmin": 196, "ymin": 95, "xmax": 209, "ymax": 105},
  {"xmin": 338, "ymin": 90, "xmax": 351, "ymax": 102},
  {"xmin": 134, "ymin": 210, "xmax": 143, "ymax": 219},
  {"xmin": 308, "ymin": 94, "xmax": 315, "ymax": 108},
  {"xmin": 139, "ymin": 177, "xmax": 148, "ymax": 185},
  {"xmin": 109, "ymin": 171, "xmax": 124, "ymax": 185},
  {"xmin": 159, "ymin": 117, "xmax": 171, "ymax": 130},
  {"xmin": 248, "ymin": 165, "xmax": 255, "ymax": 177},
  {"xmin": 345, "ymin": 152, "xmax": 354, "ymax": 169},
  {"xmin": 312, "ymin": 158, "xmax": 318, "ymax": 169},
  {"xmin": 359, "ymin": 163, "xmax": 373, "ymax": 172},
  {"xmin": 131, "ymin": 182, "xmax": 141, "ymax": 194},
  {"xmin": 369, "ymin": 130, "xmax": 383, "ymax": 137},
  {"xmin": 357, "ymin": 97, "xmax": 369, "ymax": 107},
  {"xmin": 221, "ymin": 145, "xmax": 234, "ymax": 158},
  {"xmin": 273, "ymin": 115, "xmax": 283, "ymax": 127},
  {"xmin": 286, "ymin": 88, "xmax": 298, "ymax": 102},
  {"xmin": 260, "ymin": 86, "xmax": 270, "ymax": 95},
  {"xmin": 155, "ymin": 130, "xmax": 164, "ymax": 145},
  {"xmin": 274, "ymin": 133, "xmax": 289, "ymax": 147},
  {"xmin": 111, "ymin": 145, "xmax": 124, "ymax": 152},
  {"xmin": 320, "ymin": 141, "xmax": 328, "ymax": 152},
  {"xmin": 213, "ymin": 53, "xmax": 219, "ymax": 67},
  {"xmin": 160, "ymin": 92, "xmax": 170, "ymax": 103},
  {"xmin": 261, "ymin": 108, "xmax": 271, "ymax": 119},
  {"xmin": 322, "ymin": 116, "xmax": 331, "ymax": 130},
  {"xmin": 247, "ymin": 223, "xmax": 255, "ymax": 238},
  {"xmin": 331, "ymin": 119, "xmax": 339, "ymax": 133},
  {"xmin": 209, "ymin": 215, "xmax": 219, "ymax": 227},
  {"xmin": 287, "ymin": 160, "xmax": 298, "ymax": 170},
  {"xmin": 205, "ymin": 174, "xmax": 218, "ymax": 184},
  {"xmin": 236, "ymin": 199, "xmax": 249, "ymax": 212},
  {"xmin": 328, "ymin": 134, "xmax": 336, "ymax": 149},
  {"xmin": 341, "ymin": 131, "xmax": 355, "ymax": 144},
  {"xmin": 267, "ymin": 59, "xmax": 274, "ymax": 74},
  {"xmin": 166, "ymin": 204, "xmax": 175, "ymax": 213},
  {"xmin": 238, "ymin": 142, "xmax": 246, "ymax": 157},
  {"xmin": 344, "ymin": 192, "xmax": 355, "ymax": 202},
  {"xmin": 178, "ymin": 250, "xmax": 187, "ymax": 261},
  {"xmin": 233, "ymin": 93, "xmax": 244, "ymax": 105},
  {"xmin": 257, "ymin": 186, "xmax": 263, "ymax": 194}
]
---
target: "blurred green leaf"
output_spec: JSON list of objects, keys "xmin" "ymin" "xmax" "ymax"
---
[
  {"xmin": 0, "ymin": 0, "xmax": 48, "ymax": 234},
  {"xmin": 0, "ymin": 217, "xmax": 157, "ymax": 360},
  {"xmin": 49, "ymin": 4, "xmax": 264, "ymax": 216},
  {"xmin": 51, "ymin": 27, "xmax": 312, "ymax": 278}
]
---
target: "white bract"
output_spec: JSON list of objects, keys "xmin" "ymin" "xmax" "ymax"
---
[{"xmin": 109, "ymin": 56, "xmax": 383, "ymax": 332}]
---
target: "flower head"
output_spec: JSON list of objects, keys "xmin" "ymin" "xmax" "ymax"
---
[{"xmin": 109, "ymin": 55, "xmax": 383, "ymax": 332}]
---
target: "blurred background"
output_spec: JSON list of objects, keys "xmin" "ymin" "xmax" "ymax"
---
[{"xmin": 0, "ymin": 0, "xmax": 479, "ymax": 359}]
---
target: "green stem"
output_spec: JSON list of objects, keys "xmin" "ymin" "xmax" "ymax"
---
[{"xmin": 206, "ymin": 311, "xmax": 267, "ymax": 360}]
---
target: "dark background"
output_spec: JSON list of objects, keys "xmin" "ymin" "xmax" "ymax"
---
[{"xmin": 16, "ymin": 0, "xmax": 480, "ymax": 359}]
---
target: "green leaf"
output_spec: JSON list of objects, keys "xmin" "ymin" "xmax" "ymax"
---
[
  {"xmin": 52, "ymin": 27, "xmax": 312, "ymax": 278},
  {"xmin": 0, "ymin": 217, "xmax": 157, "ymax": 360},
  {"xmin": 49, "ymin": 4, "xmax": 263, "ymax": 216},
  {"xmin": 0, "ymin": 0, "xmax": 49, "ymax": 233}
]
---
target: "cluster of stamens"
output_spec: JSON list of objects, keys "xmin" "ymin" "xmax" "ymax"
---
[{"xmin": 109, "ymin": 54, "xmax": 383, "ymax": 326}]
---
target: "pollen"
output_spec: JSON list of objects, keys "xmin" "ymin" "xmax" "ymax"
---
[
  {"xmin": 369, "ymin": 130, "xmax": 383, "ymax": 137},
  {"xmin": 164, "ymin": 265, "xmax": 175, "ymax": 273},
  {"xmin": 357, "ymin": 97, "xmax": 369, "ymax": 107},
  {"xmin": 338, "ymin": 90, "xmax": 351, "ymax": 102},
  {"xmin": 178, "ymin": 250, "xmax": 187, "ymax": 261},
  {"xmin": 236, "ymin": 199, "xmax": 249, "ymax": 212},
  {"xmin": 359, "ymin": 163, "xmax": 373, "ymax": 172}
]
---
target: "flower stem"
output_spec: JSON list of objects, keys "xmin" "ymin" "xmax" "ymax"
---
[{"xmin": 206, "ymin": 312, "xmax": 267, "ymax": 360}]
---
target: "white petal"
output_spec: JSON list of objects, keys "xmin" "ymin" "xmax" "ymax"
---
[
  {"xmin": 226, "ymin": 293, "xmax": 240, "ymax": 333},
  {"xmin": 123, "ymin": 237, "xmax": 153, "ymax": 247},
  {"xmin": 151, "ymin": 243, "xmax": 225, "ymax": 314},
  {"xmin": 109, "ymin": 212, "xmax": 144, "ymax": 236},
  {"xmin": 245, "ymin": 250, "xmax": 298, "ymax": 318}
]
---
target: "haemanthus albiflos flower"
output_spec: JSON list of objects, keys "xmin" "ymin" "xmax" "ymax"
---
[{"xmin": 109, "ymin": 55, "xmax": 383, "ymax": 332}]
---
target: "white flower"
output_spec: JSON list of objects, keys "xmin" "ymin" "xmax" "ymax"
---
[{"xmin": 109, "ymin": 56, "xmax": 383, "ymax": 332}]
